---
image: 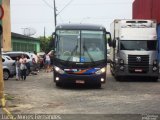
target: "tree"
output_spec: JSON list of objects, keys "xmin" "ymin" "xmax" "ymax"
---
[{"xmin": 39, "ymin": 36, "xmax": 54, "ymax": 53}]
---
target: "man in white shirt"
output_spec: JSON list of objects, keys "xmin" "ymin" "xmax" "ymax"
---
[{"xmin": 32, "ymin": 51, "xmax": 39, "ymax": 72}]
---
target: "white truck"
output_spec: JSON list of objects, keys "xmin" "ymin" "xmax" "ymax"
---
[{"xmin": 109, "ymin": 19, "xmax": 159, "ymax": 81}]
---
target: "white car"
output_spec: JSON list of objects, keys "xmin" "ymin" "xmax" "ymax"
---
[
  {"xmin": 3, "ymin": 51, "xmax": 35, "ymax": 75},
  {"xmin": 2, "ymin": 55, "xmax": 16, "ymax": 80}
]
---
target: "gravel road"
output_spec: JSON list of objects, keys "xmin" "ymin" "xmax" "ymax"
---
[{"xmin": 2, "ymin": 66, "xmax": 160, "ymax": 120}]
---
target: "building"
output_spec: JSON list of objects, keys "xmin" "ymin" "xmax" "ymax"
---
[{"xmin": 11, "ymin": 32, "xmax": 40, "ymax": 53}]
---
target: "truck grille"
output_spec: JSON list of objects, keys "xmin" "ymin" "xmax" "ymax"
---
[{"xmin": 128, "ymin": 55, "xmax": 149, "ymax": 73}]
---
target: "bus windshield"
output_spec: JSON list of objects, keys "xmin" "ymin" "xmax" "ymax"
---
[{"xmin": 55, "ymin": 30, "xmax": 106, "ymax": 63}]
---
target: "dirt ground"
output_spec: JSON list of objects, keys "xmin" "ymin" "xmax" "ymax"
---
[{"xmin": 1, "ymin": 66, "xmax": 160, "ymax": 119}]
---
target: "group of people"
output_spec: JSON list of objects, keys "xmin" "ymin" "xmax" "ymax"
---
[
  {"xmin": 15, "ymin": 55, "xmax": 28, "ymax": 80},
  {"xmin": 15, "ymin": 50, "xmax": 54, "ymax": 81},
  {"xmin": 14, "ymin": 45, "xmax": 99, "ymax": 81}
]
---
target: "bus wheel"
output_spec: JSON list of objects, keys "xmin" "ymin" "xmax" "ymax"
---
[
  {"xmin": 56, "ymin": 82, "xmax": 63, "ymax": 87},
  {"xmin": 95, "ymin": 83, "xmax": 101, "ymax": 89}
]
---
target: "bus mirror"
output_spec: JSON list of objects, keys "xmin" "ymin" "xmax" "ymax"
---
[
  {"xmin": 108, "ymin": 39, "xmax": 112, "ymax": 47},
  {"xmin": 52, "ymin": 32, "xmax": 56, "ymax": 47},
  {"xmin": 52, "ymin": 32, "xmax": 55, "ymax": 40}
]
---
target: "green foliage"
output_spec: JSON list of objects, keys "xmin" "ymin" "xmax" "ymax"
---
[
  {"xmin": 5, "ymin": 94, "xmax": 15, "ymax": 101},
  {"xmin": 39, "ymin": 36, "xmax": 54, "ymax": 53}
]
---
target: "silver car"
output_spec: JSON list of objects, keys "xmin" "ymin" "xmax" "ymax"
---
[
  {"xmin": 2, "ymin": 55, "xmax": 16, "ymax": 80},
  {"xmin": 3, "ymin": 51, "xmax": 35, "ymax": 75}
]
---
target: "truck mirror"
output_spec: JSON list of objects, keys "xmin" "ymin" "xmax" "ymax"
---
[
  {"xmin": 112, "ymin": 40, "xmax": 116, "ymax": 48},
  {"xmin": 106, "ymin": 32, "xmax": 112, "ymax": 47}
]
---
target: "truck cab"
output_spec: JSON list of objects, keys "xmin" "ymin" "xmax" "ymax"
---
[{"xmin": 109, "ymin": 19, "xmax": 159, "ymax": 81}]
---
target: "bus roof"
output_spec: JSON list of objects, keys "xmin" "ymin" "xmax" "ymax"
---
[{"xmin": 55, "ymin": 24, "xmax": 106, "ymax": 31}]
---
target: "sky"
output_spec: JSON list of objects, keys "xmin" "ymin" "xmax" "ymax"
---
[{"xmin": 10, "ymin": 0, "xmax": 134, "ymax": 37}]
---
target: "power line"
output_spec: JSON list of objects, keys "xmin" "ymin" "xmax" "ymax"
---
[
  {"xmin": 41, "ymin": 0, "xmax": 54, "ymax": 10},
  {"xmin": 57, "ymin": 0, "xmax": 74, "ymax": 15},
  {"xmin": 58, "ymin": 15, "xmax": 64, "ymax": 22},
  {"xmin": 41, "ymin": 0, "xmax": 74, "ymax": 15}
]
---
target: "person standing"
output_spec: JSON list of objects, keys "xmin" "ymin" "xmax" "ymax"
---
[
  {"xmin": 15, "ymin": 57, "xmax": 21, "ymax": 80},
  {"xmin": 32, "ymin": 51, "xmax": 39, "ymax": 72},
  {"xmin": 45, "ymin": 53, "xmax": 51, "ymax": 72},
  {"xmin": 19, "ymin": 55, "xmax": 27, "ymax": 80}
]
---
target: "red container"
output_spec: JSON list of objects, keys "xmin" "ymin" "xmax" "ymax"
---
[
  {"xmin": 152, "ymin": 0, "xmax": 160, "ymax": 23},
  {"xmin": 132, "ymin": 0, "xmax": 152, "ymax": 19},
  {"xmin": 132, "ymin": 0, "xmax": 139, "ymax": 19}
]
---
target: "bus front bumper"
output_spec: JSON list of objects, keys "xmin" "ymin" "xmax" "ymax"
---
[{"xmin": 54, "ymin": 72, "xmax": 106, "ymax": 85}]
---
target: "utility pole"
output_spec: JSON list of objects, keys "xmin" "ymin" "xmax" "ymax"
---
[
  {"xmin": 44, "ymin": 27, "xmax": 46, "ymax": 41},
  {"xmin": 53, "ymin": 0, "xmax": 57, "ymax": 27},
  {"xmin": 0, "ymin": 33, "xmax": 4, "ymax": 101},
  {"xmin": 0, "ymin": 1, "xmax": 4, "ymax": 104}
]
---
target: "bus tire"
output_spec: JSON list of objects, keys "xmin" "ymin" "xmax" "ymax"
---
[
  {"xmin": 56, "ymin": 82, "xmax": 63, "ymax": 87},
  {"xmin": 95, "ymin": 83, "xmax": 101, "ymax": 89}
]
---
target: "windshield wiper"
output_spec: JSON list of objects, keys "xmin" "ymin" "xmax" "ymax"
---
[
  {"xmin": 66, "ymin": 45, "xmax": 78, "ymax": 62},
  {"xmin": 83, "ymin": 45, "xmax": 95, "ymax": 64}
]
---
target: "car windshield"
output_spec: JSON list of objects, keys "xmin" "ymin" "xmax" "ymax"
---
[
  {"xmin": 55, "ymin": 30, "xmax": 106, "ymax": 62},
  {"xmin": 120, "ymin": 40, "xmax": 157, "ymax": 51}
]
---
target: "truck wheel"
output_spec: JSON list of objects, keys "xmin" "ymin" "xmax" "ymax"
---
[
  {"xmin": 3, "ymin": 70, "xmax": 10, "ymax": 80},
  {"xmin": 151, "ymin": 77, "xmax": 158, "ymax": 82},
  {"xmin": 115, "ymin": 76, "xmax": 123, "ymax": 81}
]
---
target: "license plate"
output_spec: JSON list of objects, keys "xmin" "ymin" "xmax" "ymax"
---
[
  {"xmin": 135, "ymin": 69, "xmax": 142, "ymax": 72},
  {"xmin": 76, "ymin": 80, "xmax": 85, "ymax": 84}
]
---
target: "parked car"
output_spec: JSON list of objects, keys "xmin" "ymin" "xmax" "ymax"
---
[
  {"xmin": 3, "ymin": 51, "xmax": 35, "ymax": 75},
  {"xmin": 2, "ymin": 55, "xmax": 16, "ymax": 80}
]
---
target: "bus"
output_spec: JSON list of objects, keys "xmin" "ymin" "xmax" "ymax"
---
[{"xmin": 52, "ymin": 24, "xmax": 111, "ymax": 88}]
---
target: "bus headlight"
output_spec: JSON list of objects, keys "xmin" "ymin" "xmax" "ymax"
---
[
  {"xmin": 95, "ymin": 67, "xmax": 106, "ymax": 75},
  {"xmin": 54, "ymin": 66, "xmax": 65, "ymax": 74}
]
